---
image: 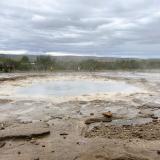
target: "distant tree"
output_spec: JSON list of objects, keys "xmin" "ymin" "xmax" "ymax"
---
[
  {"xmin": 20, "ymin": 56, "xmax": 29, "ymax": 63},
  {"xmin": 35, "ymin": 56, "xmax": 55, "ymax": 71},
  {"xmin": 19, "ymin": 56, "xmax": 31, "ymax": 71},
  {"xmin": 79, "ymin": 59, "xmax": 98, "ymax": 71}
]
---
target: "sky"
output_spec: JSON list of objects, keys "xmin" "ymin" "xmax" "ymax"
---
[{"xmin": 0, "ymin": 0, "xmax": 160, "ymax": 58}]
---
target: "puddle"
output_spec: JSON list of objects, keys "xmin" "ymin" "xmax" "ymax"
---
[{"xmin": 15, "ymin": 80, "xmax": 140, "ymax": 97}]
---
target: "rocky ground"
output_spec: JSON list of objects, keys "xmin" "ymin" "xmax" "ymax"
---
[{"xmin": 0, "ymin": 71, "xmax": 160, "ymax": 160}]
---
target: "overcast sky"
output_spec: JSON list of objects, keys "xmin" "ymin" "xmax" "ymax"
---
[{"xmin": 0, "ymin": 0, "xmax": 160, "ymax": 58}]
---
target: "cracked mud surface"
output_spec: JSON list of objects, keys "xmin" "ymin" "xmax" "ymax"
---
[{"xmin": 0, "ymin": 71, "xmax": 160, "ymax": 160}]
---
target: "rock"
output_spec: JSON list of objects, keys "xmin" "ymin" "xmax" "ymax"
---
[
  {"xmin": 0, "ymin": 122, "xmax": 50, "ymax": 141},
  {"xmin": 30, "ymin": 139, "xmax": 40, "ymax": 145},
  {"xmin": 90, "ymin": 113, "xmax": 94, "ymax": 116},
  {"xmin": 76, "ymin": 142, "xmax": 80, "ymax": 145},
  {"xmin": 0, "ymin": 127, "xmax": 5, "ymax": 130},
  {"xmin": 157, "ymin": 150, "xmax": 160, "ymax": 155},
  {"xmin": 51, "ymin": 116, "xmax": 63, "ymax": 119},
  {"xmin": 138, "ymin": 110, "xmax": 155, "ymax": 118},
  {"xmin": 123, "ymin": 124, "xmax": 130, "ymax": 128},
  {"xmin": 141, "ymin": 102, "xmax": 160, "ymax": 109},
  {"xmin": 30, "ymin": 139, "xmax": 36, "ymax": 144},
  {"xmin": 85, "ymin": 117, "xmax": 112, "ymax": 125},
  {"xmin": 102, "ymin": 111, "xmax": 112, "ymax": 118},
  {"xmin": 151, "ymin": 115, "xmax": 158, "ymax": 119},
  {"xmin": 0, "ymin": 142, "xmax": 6, "ymax": 148},
  {"xmin": 132, "ymin": 98, "xmax": 143, "ymax": 104},
  {"xmin": 60, "ymin": 132, "xmax": 68, "ymax": 136},
  {"xmin": 18, "ymin": 151, "xmax": 21, "ymax": 155},
  {"xmin": 79, "ymin": 101, "xmax": 87, "ymax": 105},
  {"xmin": 0, "ymin": 123, "xmax": 5, "ymax": 130},
  {"xmin": 112, "ymin": 154, "xmax": 149, "ymax": 160},
  {"xmin": 35, "ymin": 142, "xmax": 40, "ymax": 145},
  {"xmin": 152, "ymin": 119, "xmax": 158, "ymax": 123},
  {"xmin": 73, "ymin": 156, "xmax": 80, "ymax": 160},
  {"xmin": 21, "ymin": 120, "xmax": 32, "ymax": 124}
]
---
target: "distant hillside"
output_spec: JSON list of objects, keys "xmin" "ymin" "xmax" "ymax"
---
[{"xmin": 0, "ymin": 54, "xmax": 140, "ymax": 63}]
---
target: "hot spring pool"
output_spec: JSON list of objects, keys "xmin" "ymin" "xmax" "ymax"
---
[{"xmin": 15, "ymin": 80, "xmax": 140, "ymax": 97}]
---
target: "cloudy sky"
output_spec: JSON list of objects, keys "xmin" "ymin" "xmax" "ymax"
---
[{"xmin": 0, "ymin": 0, "xmax": 160, "ymax": 58}]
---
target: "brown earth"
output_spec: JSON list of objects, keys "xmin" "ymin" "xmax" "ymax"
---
[
  {"xmin": 84, "ymin": 120, "xmax": 160, "ymax": 140},
  {"xmin": 0, "ymin": 72, "xmax": 160, "ymax": 160}
]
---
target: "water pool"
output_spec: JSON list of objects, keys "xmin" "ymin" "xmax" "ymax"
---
[{"xmin": 15, "ymin": 80, "xmax": 140, "ymax": 97}]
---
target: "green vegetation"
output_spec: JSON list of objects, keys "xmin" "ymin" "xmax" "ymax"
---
[
  {"xmin": 0, "ymin": 55, "xmax": 160, "ymax": 72},
  {"xmin": 35, "ymin": 56, "xmax": 55, "ymax": 71},
  {"xmin": 78, "ymin": 59, "xmax": 160, "ymax": 71}
]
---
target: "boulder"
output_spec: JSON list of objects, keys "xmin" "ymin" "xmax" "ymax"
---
[{"xmin": 102, "ymin": 111, "xmax": 113, "ymax": 118}]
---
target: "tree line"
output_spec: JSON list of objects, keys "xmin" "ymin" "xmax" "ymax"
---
[{"xmin": 0, "ymin": 55, "xmax": 160, "ymax": 72}]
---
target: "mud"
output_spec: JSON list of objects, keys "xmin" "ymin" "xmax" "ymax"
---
[{"xmin": 0, "ymin": 71, "xmax": 160, "ymax": 160}]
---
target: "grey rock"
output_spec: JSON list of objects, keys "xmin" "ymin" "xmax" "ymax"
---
[
  {"xmin": 0, "ymin": 122, "xmax": 50, "ymax": 140},
  {"xmin": 85, "ymin": 117, "xmax": 112, "ymax": 125}
]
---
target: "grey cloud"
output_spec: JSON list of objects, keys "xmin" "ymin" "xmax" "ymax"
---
[{"xmin": 0, "ymin": 0, "xmax": 160, "ymax": 57}]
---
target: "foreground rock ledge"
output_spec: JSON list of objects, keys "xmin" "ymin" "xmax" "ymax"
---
[
  {"xmin": 0, "ymin": 122, "xmax": 50, "ymax": 141},
  {"xmin": 85, "ymin": 117, "xmax": 112, "ymax": 124}
]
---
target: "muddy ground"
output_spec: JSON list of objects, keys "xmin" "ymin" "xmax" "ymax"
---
[{"xmin": 0, "ymin": 71, "xmax": 160, "ymax": 160}]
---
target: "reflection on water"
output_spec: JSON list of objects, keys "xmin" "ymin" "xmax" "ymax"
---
[{"xmin": 15, "ymin": 80, "xmax": 140, "ymax": 97}]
